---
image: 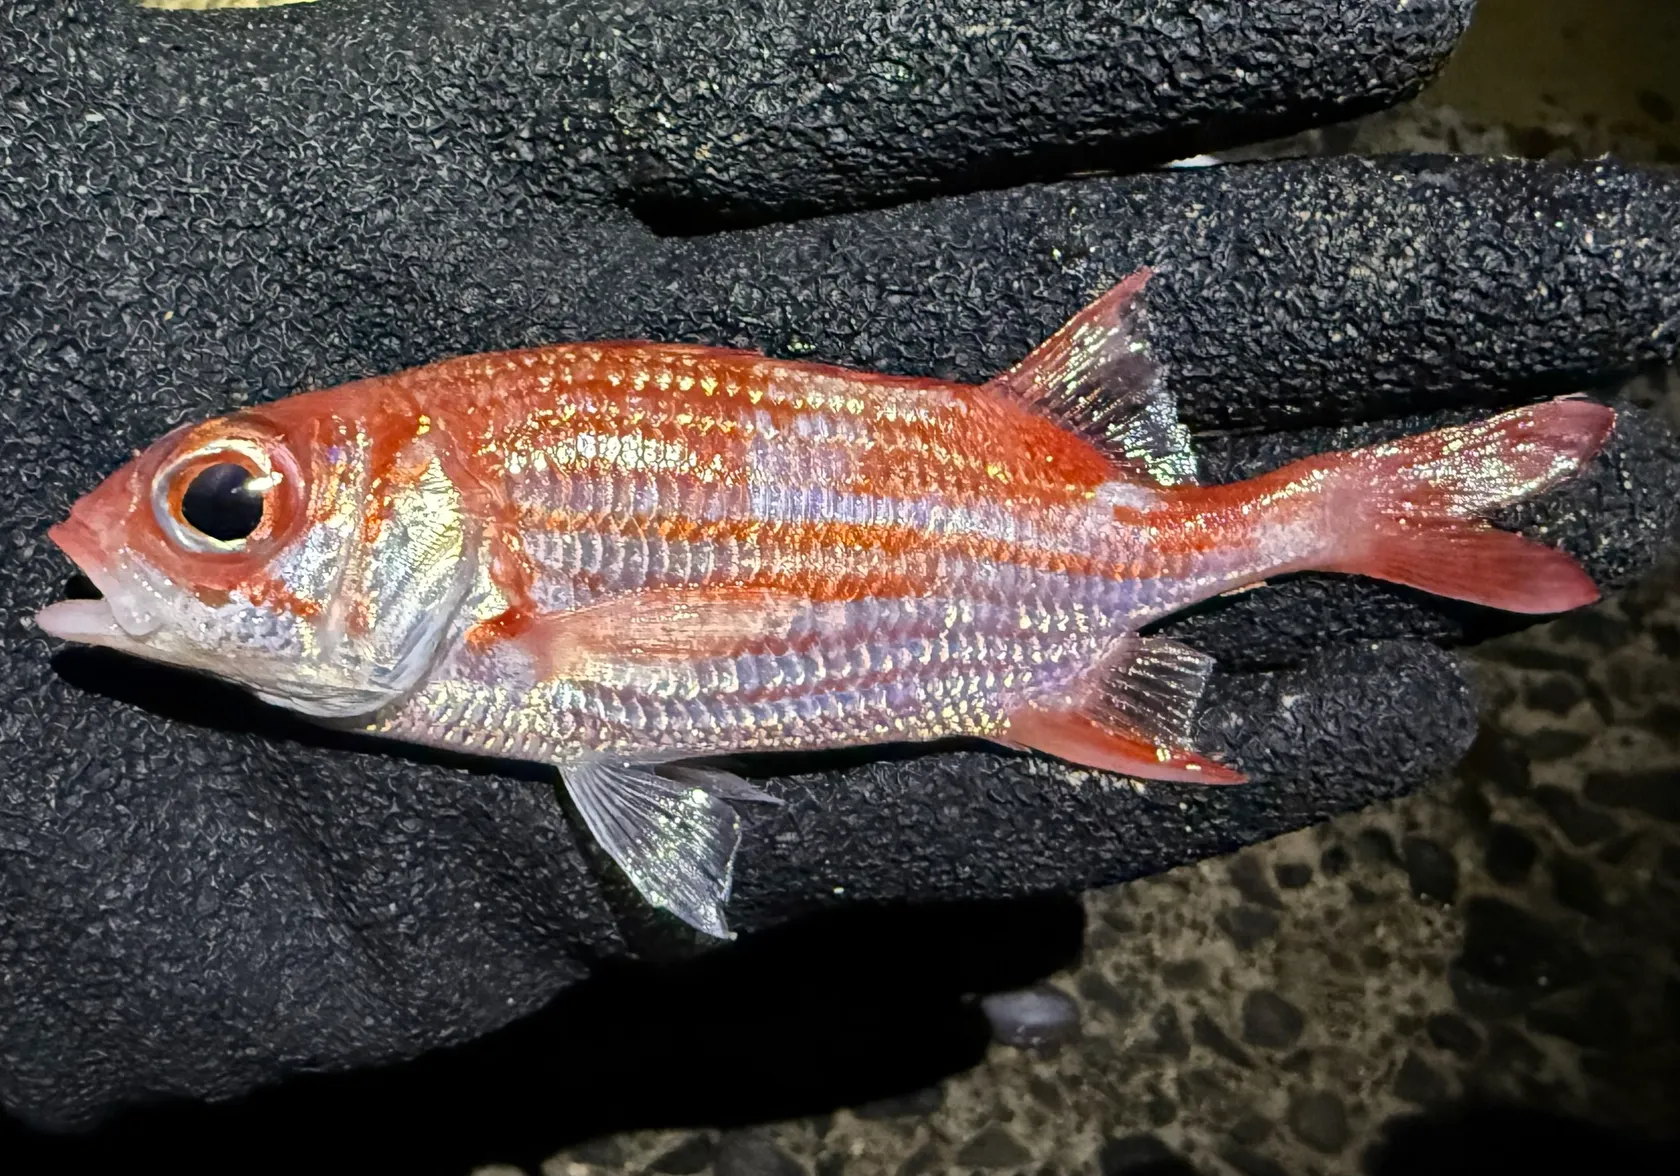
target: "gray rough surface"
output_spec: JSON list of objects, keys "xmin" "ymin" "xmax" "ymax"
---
[
  {"xmin": 504, "ymin": 35, "xmax": 1680, "ymax": 1176},
  {"xmin": 21, "ymin": 0, "xmax": 1471, "ymax": 228},
  {"xmin": 2, "ymin": 0, "xmax": 1678, "ymax": 1139},
  {"xmin": 534, "ymin": 510, "xmax": 1680, "ymax": 1176},
  {"xmin": 657, "ymin": 158, "xmax": 1680, "ymax": 430}
]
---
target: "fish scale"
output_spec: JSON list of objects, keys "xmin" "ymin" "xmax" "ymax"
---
[
  {"xmin": 383, "ymin": 326, "xmax": 1224, "ymax": 757},
  {"xmin": 381, "ymin": 576, "xmax": 1127, "ymax": 761}
]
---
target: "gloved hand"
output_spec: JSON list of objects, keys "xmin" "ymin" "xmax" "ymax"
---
[{"xmin": 3, "ymin": 0, "xmax": 1678, "ymax": 1139}]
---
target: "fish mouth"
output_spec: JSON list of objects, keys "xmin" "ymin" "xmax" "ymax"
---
[
  {"xmin": 35, "ymin": 516, "xmax": 162, "ymax": 647},
  {"xmin": 35, "ymin": 596, "xmax": 127, "ymax": 641}
]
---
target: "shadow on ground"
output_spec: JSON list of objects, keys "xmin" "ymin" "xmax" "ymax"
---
[
  {"xmin": 0, "ymin": 893, "xmax": 1085, "ymax": 1176},
  {"xmin": 1365, "ymin": 1104, "xmax": 1680, "ymax": 1176}
]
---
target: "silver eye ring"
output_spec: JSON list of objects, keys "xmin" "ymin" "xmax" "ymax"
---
[{"xmin": 151, "ymin": 437, "xmax": 283, "ymax": 554}]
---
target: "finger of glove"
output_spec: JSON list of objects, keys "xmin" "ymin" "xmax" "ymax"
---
[
  {"xmin": 81, "ymin": 0, "xmax": 1472, "ymax": 227},
  {"xmin": 643, "ymin": 156, "xmax": 1680, "ymax": 431},
  {"xmin": 16, "ymin": 134, "xmax": 1678, "ymax": 469},
  {"xmin": 727, "ymin": 640, "xmax": 1476, "ymax": 927},
  {"xmin": 1165, "ymin": 397, "xmax": 1680, "ymax": 670},
  {"xmin": 585, "ymin": 0, "xmax": 1474, "ymax": 227}
]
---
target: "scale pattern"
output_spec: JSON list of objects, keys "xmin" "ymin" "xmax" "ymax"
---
[{"xmin": 362, "ymin": 344, "xmax": 1255, "ymax": 762}]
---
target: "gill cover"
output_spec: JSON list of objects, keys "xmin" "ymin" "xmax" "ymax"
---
[{"xmin": 257, "ymin": 443, "xmax": 479, "ymax": 719}]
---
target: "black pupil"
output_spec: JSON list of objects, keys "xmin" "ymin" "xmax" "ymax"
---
[{"xmin": 180, "ymin": 462, "xmax": 265, "ymax": 542}]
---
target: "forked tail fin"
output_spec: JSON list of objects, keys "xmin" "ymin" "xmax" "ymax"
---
[{"xmin": 1316, "ymin": 398, "xmax": 1615, "ymax": 614}]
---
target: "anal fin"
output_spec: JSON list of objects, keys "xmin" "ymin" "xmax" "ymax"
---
[
  {"xmin": 1007, "ymin": 636, "xmax": 1244, "ymax": 784},
  {"xmin": 1007, "ymin": 710, "xmax": 1244, "ymax": 783},
  {"xmin": 562, "ymin": 758, "xmax": 779, "ymax": 939}
]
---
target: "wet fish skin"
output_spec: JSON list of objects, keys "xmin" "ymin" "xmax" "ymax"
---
[{"xmin": 35, "ymin": 270, "xmax": 1614, "ymax": 937}]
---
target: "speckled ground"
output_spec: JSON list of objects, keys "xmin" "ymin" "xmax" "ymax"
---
[{"xmin": 482, "ymin": 4, "xmax": 1680, "ymax": 1175}]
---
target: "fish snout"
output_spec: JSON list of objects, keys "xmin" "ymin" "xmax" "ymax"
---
[{"xmin": 40, "ymin": 508, "xmax": 164, "ymax": 641}]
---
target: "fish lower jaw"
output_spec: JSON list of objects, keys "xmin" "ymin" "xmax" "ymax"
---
[{"xmin": 34, "ymin": 598, "xmax": 154, "ymax": 648}]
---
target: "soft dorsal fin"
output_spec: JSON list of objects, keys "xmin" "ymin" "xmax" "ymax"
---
[{"xmin": 985, "ymin": 267, "xmax": 1197, "ymax": 486}]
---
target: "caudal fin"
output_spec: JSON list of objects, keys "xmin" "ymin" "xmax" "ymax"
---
[{"xmin": 1319, "ymin": 398, "xmax": 1615, "ymax": 614}]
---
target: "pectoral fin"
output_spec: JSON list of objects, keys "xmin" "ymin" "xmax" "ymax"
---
[
  {"xmin": 561, "ymin": 757, "xmax": 780, "ymax": 938},
  {"xmin": 503, "ymin": 586, "xmax": 817, "ymax": 682}
]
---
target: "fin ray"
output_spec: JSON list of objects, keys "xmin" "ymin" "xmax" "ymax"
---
[
  {"xmin": 1007, "ymin": 635, "xmax": 1242, "ymax": 784},
  {"xmin": 660, "ymin": 763, "xmax": 785, "ymax": 805},
  {"xmin": 1007, "ymin": 708, "xmax": 1245, "ymax": 784},
  {"xmin": 985, "ymin": 267, "xmax": 1197, "ymax": 486},
  {"xmin": 562, "ymin": 758, "xmax": 750, "ymax": 939},
  {"xmin": 1088, "ymin": 635, "xmax": 1216, "ymax": 747},
  {"xmin": 1318, "ymin": 398, "xmax": 1615, "ymax": 614},
  {"xmin": 1334, "ymin": 522, "xmax": 1599, "ymax": 614}
]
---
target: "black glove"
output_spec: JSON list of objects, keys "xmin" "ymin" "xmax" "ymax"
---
[{"xmin": 3, "ymin": 0, "xmax": 1678, "ymax": 1146}]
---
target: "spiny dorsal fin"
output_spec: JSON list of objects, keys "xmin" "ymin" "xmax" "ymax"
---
[{"xmin": 985, "ymin": 267, "xmax": 1197, "ymax": 486}]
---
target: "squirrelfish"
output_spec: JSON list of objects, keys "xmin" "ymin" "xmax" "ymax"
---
[{"xmin": 36, "ymin": 270, "xmax": 1614, "ymax": 936}]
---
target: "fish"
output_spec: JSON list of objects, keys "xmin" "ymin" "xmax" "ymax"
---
[{"xmin": 35, "ymin": 269, "xmax": 1615, "ymax": 937}]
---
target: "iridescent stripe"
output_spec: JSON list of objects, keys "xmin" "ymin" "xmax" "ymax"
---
[{"xmin": 366, "ymin": 344, "xmax": 1283, "ymax": 764}]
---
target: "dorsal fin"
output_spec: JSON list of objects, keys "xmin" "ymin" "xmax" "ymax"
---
[{"xmin": 985, "ymin": 267, "xmax": 1197, "ymax": 486}]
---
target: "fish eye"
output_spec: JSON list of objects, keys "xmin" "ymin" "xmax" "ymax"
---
[
  {"xmin": 151, "ymin": 437, "xmax": 288, "ymax": 555},
  {"xmin": 180, "ymin": 462, "xmax": 266, "ymax": 542}
]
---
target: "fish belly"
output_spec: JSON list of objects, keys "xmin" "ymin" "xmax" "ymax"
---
[{"xmin": 378, "ymin": 566, "xmax": 1171, "ymax": 764}]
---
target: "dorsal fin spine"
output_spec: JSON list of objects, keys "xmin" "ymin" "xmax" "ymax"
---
[{"xmin": 984, "ymin": 267, "xmax": 1198, "ymax": 487}]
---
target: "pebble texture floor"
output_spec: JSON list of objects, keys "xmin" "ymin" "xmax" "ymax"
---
[{"xmin": 493, "ymin": 4, "xmax": 1680, "ymax": 1175}]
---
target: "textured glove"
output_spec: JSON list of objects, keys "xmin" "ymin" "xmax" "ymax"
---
[{"xmin": 3, "ymin": 0, "xmax": 1677, "ymax": 1134}]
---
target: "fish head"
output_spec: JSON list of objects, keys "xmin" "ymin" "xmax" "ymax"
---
[{"xmin": 36, "ymin": 395, "xmax": 478, "ymax": 720}]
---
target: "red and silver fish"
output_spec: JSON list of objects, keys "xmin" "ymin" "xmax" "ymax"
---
[{"xmin": 35, "ymin": 270, "xmax": 1613, "ymax": 936}]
